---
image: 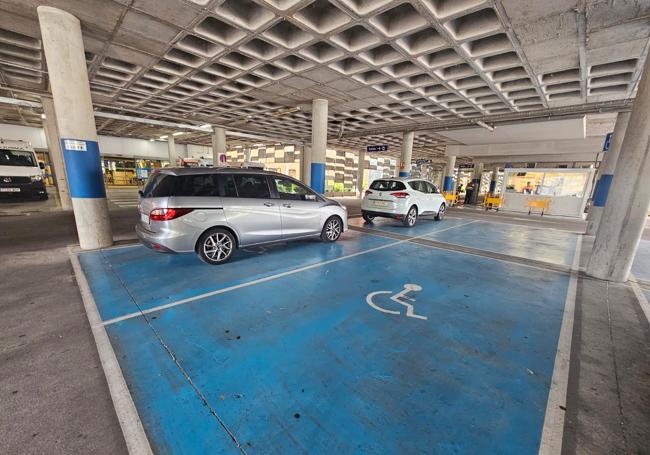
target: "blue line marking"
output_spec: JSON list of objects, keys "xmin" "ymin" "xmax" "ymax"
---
[
  {"xmin": 98, "ymin": 240, "xmax": 570, "ymax": 454},
  {"xmin": 592, "ymin": 174, "xmax": 613, "ymax": 207},
  {"xmin": 61, "ymin": 138, "xmax": 106, "ymax": 198},
  {"xmin": 310, "ymin": 162, "xmax": 325, "ymax": 194}
]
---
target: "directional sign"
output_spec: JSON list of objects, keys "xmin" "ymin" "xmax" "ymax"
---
[
  {"xmin": 416, "ymin": 159, "xmax": 432, "ymax": 165},
  {"xmin": 602, "ymin": 132, "xmax": 613, "ymax": 152},
  {"xmin": 367, "ymin": 144, "xmax": 388, "ymax": 152}
]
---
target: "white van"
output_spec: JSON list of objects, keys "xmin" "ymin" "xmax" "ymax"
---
[{"xmin": 0, "ymin": 139, "xmax": 47, "ymax": 199}]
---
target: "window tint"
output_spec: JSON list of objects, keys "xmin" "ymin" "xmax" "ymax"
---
[
  {"xmin": 142, "ymin": 173, "xmax": 175, "ymax": 198},
  {"xmin": 274, "ymin": 177, "xmax": 316, "ymax": 200},
  {"xmin": 369, "ymin": 180, "xmax": 406, "ymax": 191},
  {"xmin": 427, "ymin": 182, "xmax": 439, "ymax": 194},
  {"xmin": 174, "ymin": 174, "xmax": 219, "ymax": 196},
  {"xmin": 218, "ymin": 174, "xmax": 237, "ymax": 197},
  {"xmin": 234, "ymin": 174, "xmax": 270, "ymax": 198},
  {"xmin": 409, "ymin": 180, "xmax": 425, "ymax": 192}
]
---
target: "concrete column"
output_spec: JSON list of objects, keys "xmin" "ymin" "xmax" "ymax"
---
[
  {"xmin": 41, "ymin": 96, "xmax": 72, "ymax": 210},
  {"xmin": 243, "ymin": 147, "xmax": 251, "ymax": 162},
  {"xmin": 443, "ymin": 155, "xmax": 456, "ymax": 192},
  {"xmin": 38, "ymin": 6, "xmax": 112, "ymax": 249},
  {"xmin": 302, "ymin": 144, "xmax": 312, "ymax": 186},
  {"xmin": 167, "ymin": 135, "xmax": 176, "ymax": 166},
  {"xmin": 586, "ymin": 111, "xmax": 631, "ymax": 235},
  {"xmin": 212, "ymin": 126, "xmax": 226, "ymax": 166},
  {"xmin": 311, "ymin": 99, "xmax": 327, "ymax": 193},
  {"xmin": 586, "ymin": 59, "xmax": 650, "ymax": 282},
  {"xmin": 357, "ymin": 150, "xmax": 365, "ymax": 197},
  {"xmin": 398, "ymin": 131, "xmax": 414, "ymax": 177},
  {"xmin": 490, "ymin": 165, "xmax": 500, "ymax": 193}
]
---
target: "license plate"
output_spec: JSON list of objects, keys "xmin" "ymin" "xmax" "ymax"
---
[
  {"xmin": 140, "ymin": 213, "xmax": 149, "ymax": 223},
  {"xmin": 374, "ymin": 200, "xmax": 389, "ymax": 208},
  {"xmin": 0, "ymin": 188, "xmax": 20, "ymax": 192}
]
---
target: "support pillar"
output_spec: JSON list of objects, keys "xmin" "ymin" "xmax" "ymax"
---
[
  {"xmin": 244, "ymin": 147, "xmax": 251, "ymax": 162},
  {"xmin": 490, "ymin": 165, "xmax": 500, "ymax": 193},
  {"xmin": 586, "ymin": 58, "xmax": 650, "ymax": 282},
  {"xmin": 38, "ymin": 6, "xmax": 112, "ymax": 249},
  {"xmin": 311, "ymin": 99, "xmax": 327, "ymax": 193},
  {"xmin": 302, "ymin": 144, "xmax": 312, "ymax": 186},
  {"xmin": 357, "ymin": 150, "xmax": 365, "ymax": 197},
  {"xmin": 398, "ymin": 131, "xmax": 414, "ymax": 177},
  {"xmin": 212, "ymin": 126, "xmax": 226, "ymax": 166},
  {"xmin": 586, "ymin": 112, "xmax": 631, "ymax": 235},
  {"xmin": 41, "ymin": 96, "xmax": 72, "ymax": 210},
  {"xmin": 167, "ymin": 135, "xmax": 176, "ymax": 166},
  {"xmin": 443, "ymin": 155, "xmax": 456, "ymax": 192}
]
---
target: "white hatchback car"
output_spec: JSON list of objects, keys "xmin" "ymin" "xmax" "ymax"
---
[{"xmin": 361, "ymin": 178, "xmax": 447, "ymax": 226}]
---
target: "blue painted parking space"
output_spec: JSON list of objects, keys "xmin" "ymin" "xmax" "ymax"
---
[
  {"xmin": 353, "ymin": 217, "xmax": 578, "ymax": 266},
  {"xmin": 80, "ymin": 222, "xmax": 577, "ymax": 454}
]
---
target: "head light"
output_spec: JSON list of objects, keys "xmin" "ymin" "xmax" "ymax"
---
[{"xmin": 31, "ymin": 175, "xmax": 43, "ymax": 182}]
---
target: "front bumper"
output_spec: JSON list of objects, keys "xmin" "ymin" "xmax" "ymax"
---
[{"xmin": 0, "ymin": 180, "xmax": 47, "ymax": 198}]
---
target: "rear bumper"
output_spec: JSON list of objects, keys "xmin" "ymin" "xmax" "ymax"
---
[
  {"xmin": 362, "ymin": 209, "xmax": 405, "ymax": 220},
  {"xmin": 135, "ymin": 223, "xmax": 195, "ymax": 253}
]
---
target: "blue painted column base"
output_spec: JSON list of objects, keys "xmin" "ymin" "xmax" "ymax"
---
[
  {"xmin": 311, "ymin": 162, "xmax": 326, "ymax": 194},
  {"xmin": 443, "ymin": 176, "xmax": 454, "ymax": 192},
  {"xmin": 592, "ymin": 174, "xmax": 613, "ymax": 207},
  {"xmin": 61, "ymin": 138, "xmax": 106, "ymax": 198},
  {"xmin": 398, "ymin": 171, "xmax": 410, "ymax": 177}
]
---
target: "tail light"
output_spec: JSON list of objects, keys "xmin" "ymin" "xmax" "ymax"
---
[
  {"xmin": 149, "ymin": 208, "xmax": 194, "ymax": 221},
  {"xmin": 390, "ymin": 192, "xmax": 410, "ymax": 198},
  {"xmin": 364, "ymin": 190, "xmax": 373, "ymax": 196}
]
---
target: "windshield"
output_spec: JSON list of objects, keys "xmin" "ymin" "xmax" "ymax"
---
[
  {"xmin": 0, "ymin": 149, "xmax": 37, "ymax": 167},
  {"xmin": 370, "ymin": 179, "xmax": 406, "ymax": 191}
]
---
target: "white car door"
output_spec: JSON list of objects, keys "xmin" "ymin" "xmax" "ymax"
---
[
  {"xmin": 426, "ymin": 181, "xmax": 445, "ymax": 212},
  {"xmin": 410, "ymin": 180, "xmax": 433, "ymax": 213}
]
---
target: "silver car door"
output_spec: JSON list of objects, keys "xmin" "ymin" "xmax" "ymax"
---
[
  {"xmin": 224, "ymin": 173, "xmax": 282, "ymax": 246},
  {"xmin": 271, "ymin": 176, "xmax": 322, "ymax": 239}
]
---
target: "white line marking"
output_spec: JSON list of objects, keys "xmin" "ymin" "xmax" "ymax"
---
[
  {"xmin": 68, "ymin": 248, "xmax": 153, "ymax": 455},
  {"xmin": 630, "ymin": 274, "xmax": 650, "ymax": 325},
  {"xmin": 101, "ymin": 220, "xmax": 479, "ymax": 326},
  {"xmin": 538, "ymin": 234, "xmax": 583, "ymax": 455}
]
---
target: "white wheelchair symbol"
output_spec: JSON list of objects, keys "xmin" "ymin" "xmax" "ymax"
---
[{"xmin": 366, "ymin": 283, "xmax": 427, "ymax": 320}]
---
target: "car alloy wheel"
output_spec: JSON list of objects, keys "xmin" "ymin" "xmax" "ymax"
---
[
  {"xmin": 435, "ymin": 203, "xmax": 445, "ymax": 221},
  {"xmin": 322, "ymin": 216, "xmax": 342, "ymax": 242},
  {"xmin": 403, "ymin": 206, "xmax": 417, "ymax": 227},
  {"xmin": 198, "ymin": 228, "xmax": 236, "ymax": 264}
]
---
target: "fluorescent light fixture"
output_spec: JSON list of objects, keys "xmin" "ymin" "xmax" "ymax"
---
[
  {"xmin": 40, "ymin": 113, "xmax": 46, "ymax": 119},
  {"xmin": 172, "ymin": 131, "xmax": 184, "ymax": 136},
  {"xmin": 476, "ymin": 121, "xmax": 495, "ymax": 132},
  {"xmin": 199, "ymin": 124, "xmax": 212, "ymax": 129},
  {"xmin": 149, "ymin": 138, "xmax": 154, "ymax": 142},
  {"xmin": 159, "ymin": 135, "xmax": 168, "ymax": 139}
]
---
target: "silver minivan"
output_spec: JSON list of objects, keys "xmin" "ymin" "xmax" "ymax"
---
[{"xmin": 136, "ymin": 167, "xmax": 348, "ymax": 264}]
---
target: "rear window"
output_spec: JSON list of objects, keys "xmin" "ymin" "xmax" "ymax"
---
[
  {"xmin": 370, "ymin": 179, "xmax": 406, "ymax": 191},
  {"xmin": 141, "ymin": 173, "xmax": 236, "ymax": 198},
  {"xmin": 234, "ymin": 174, "xmax": 270, "ymax": 198}
]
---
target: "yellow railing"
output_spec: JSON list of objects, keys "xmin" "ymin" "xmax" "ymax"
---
[
  {"xmin": 483, "ymin": 193, "xmax": 502, "ymax": 211},
  {"xmin": 526, "ymin": 198, "xmax": 551, "ymax": 216},
  {"xmin": 443, "ymin": 192, "xmax": 458, "ymax": 206}
]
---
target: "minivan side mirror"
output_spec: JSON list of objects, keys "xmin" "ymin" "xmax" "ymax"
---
[{"xmin": 38, "ymin": 162, "xmax": 45, "ymax": 169}]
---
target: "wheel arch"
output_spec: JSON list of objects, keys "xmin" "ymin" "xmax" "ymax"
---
[{"xmin": 194, "ymin": 225, "xmax": 240, "ymax": 252}]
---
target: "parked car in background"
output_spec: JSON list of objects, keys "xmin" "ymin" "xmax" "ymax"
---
[
  {"xmin": 136, "ymin": 167, "xmax": 348, "ymax": 264},
  {"xmin": 361, "ymin": 178, "xmax": 446, "ymax": 226},
  {"xmin": 0, "ymin": 139, "xmax": 47, "ymax": 200}
]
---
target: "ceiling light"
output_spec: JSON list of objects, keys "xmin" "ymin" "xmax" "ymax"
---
[
  {"xmin": 476, "ymin": 121, "xmax": 495, "ymax": 132},
  {"xmin": 149, "ymin": 138, "xmax": 154, "ymax": 142},
  {"xmin": 160, "ymin": 135, "xmax": 168, "ymax": 139},
  {"xmin": 40, "ymin": 113, "xmax": 46, "ymax": 119},
  {"xmin": 172, "ymin": 132, "xmax": 184, "ymax": 136},
  {"xmin": 199, "ymin": 124, "xmax": 211, "ymax": 129}
]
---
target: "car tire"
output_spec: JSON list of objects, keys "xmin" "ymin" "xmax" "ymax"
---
[
  {"xmin": 435, "ymin": 203, "xmax": 446, "ymax": 221},
  {"xmin": 403, "ymin": 206, "xmax": 418, "ymax": 227},
  {"xmin": 321, "ymin": 216, "xmax": 343, "ymax": 242},
  {"xmin": 362, "ymin": 212, "xmax": 374, "ymax": 223},
  {"xmin": 197, "ymin": 228, "xmax": 236, "ymax": 265}
]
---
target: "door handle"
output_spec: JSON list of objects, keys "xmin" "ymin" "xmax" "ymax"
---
[
  {"xmin": 282, "ymin": 203, "xmax": 292, "ymax": 208},
  {"xmin": 263, "ymin": 202, "xmax": 275, "ymax": 207}
]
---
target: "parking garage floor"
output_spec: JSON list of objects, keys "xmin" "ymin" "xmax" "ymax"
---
[{"xmin": 1, "ymin": 207, "xmax": 649, "ymax": 454}]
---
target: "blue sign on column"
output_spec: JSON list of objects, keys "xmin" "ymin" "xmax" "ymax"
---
[
  {"xmin": 61, "ymin": 138, "xmax": 106, "ymax": 198},
  {"xmin": 602, "ymin": 132, "xmax": 613, "ymax": 152}
]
